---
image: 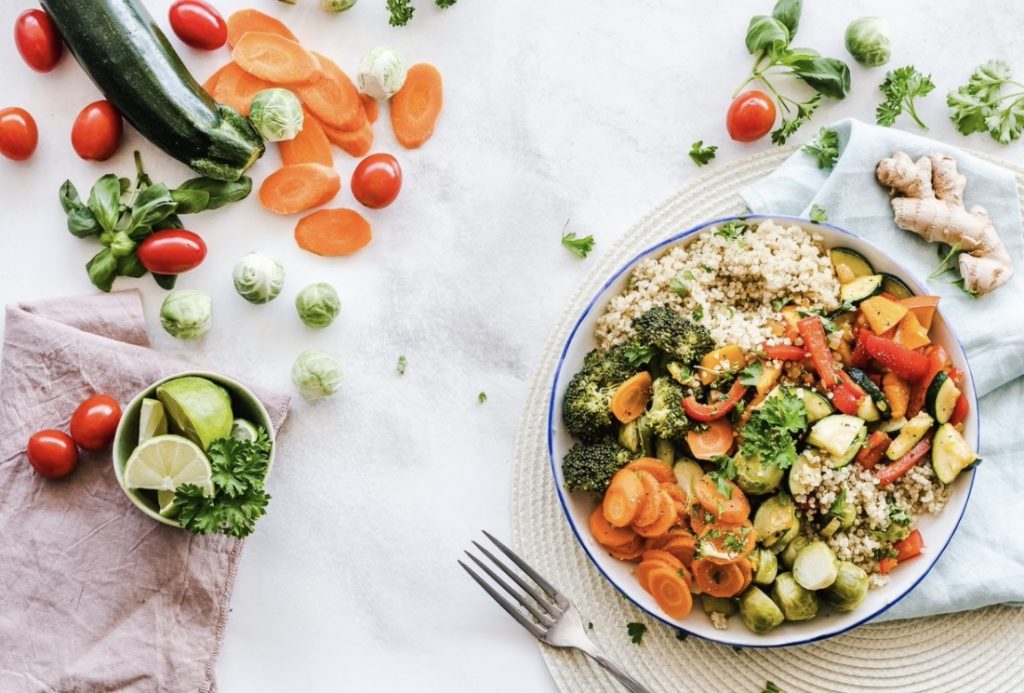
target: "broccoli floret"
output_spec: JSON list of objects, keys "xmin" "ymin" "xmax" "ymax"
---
[
  {"xmin": 563, "ymin": 347, "xmax": 642, "ymax": 441},
  {"xmin": 562, "ymin": 439, "xmax": 636, "ymax": 494},
  {"xmin": 631, "ymin": 306, "xmax": 715, "ymax": 365},
  {"xmin": 664, "ymin": 360, "xmax": 704, "ymax": 393},
  {"xmin": 645, "ymin": 377, "xmax": 690, "ymax": 440}
]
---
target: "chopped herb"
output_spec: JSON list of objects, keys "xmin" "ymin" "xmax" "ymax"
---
[
  {"xmin": 708, "ymin": 454, "xmax": 737, "ymax": 499},
  {"xmin": 587, "ymin": 622, "xmax": 594, "ymax": 630},
  {"xmin": 626, "ymin": 622, "xmax": 648, "ymax": 645},
  {"xmin": 623, "ymin": 342, "xmax": 656, "ymax": 367},
  {"xmin": 436, "ymin": 0, "xmax": 457, "ymax": 7},
  {"xmin": 828, "ymin": 487, "xmax": 848, "ymax": 519},
  {"xmin": 739, "ymin": 362, "xmax": 764, "ymax": 386},
  {"xmin": 692, "ymin": 305, "xmax": 704, "ymax": 322},
  {"xmin": 683, "ymin": 270, "xmax": 696, "ymax": 281},
  {"xmin": 669, "ymin": 275, "xmax": 690, "ymax": 295},
  {"xmin": 888, "ymin": 500, "xmax": 911, "ymax": 526},
  {"xmin": 764, "ymin": 682, "xmax": 783, "ymax": 693},
  {"xmin": 799, "ymin": 308, "xmax": 837, "ymax": 333},
  {"xmin": 771, "ymin": 296, "xmax": 792, "ymax": 312},
  {"xmin": 561, "ymin": 230, "xmax": 596, "ymax": 259},
  {"xmin": 675, "ymin": 630, "xmax": 689, "ymax": 641},
  {"xmin": 733, "ymin": 399, "xmax": 746, "ymax": 420},
  {"xmin": 928, "ymin": 241, "xmax": 976, "ymax": 298},
  {"xmin": 700, "ymin": 263, "xmax": 714, "ymax": 273},
  {"xmin": 723, "ymin": 529, "xmax": 748, "ymax": 553},
  {"xmin": 877, "ymin": 65, "xmax": 936, "ymax": 129},
  {"xmin": 725, "ymin": 306, "xmax": 736, "ymax": 319},
  {"xmin": 802, "ymin": 127, "xmax": 840, "ymax": 168},
  {"xmin": 947, "ymin": 60, "xmax": 1024, "ymax": 144},
  {"xmin": 386, "ymin": 0, "xmax": 415, "ymax": 26},
  {"xmin": 739, "ymin": 391, "xmax": 808, "ymax": 469},
  {"xmin": 397, "ymin": 355, "xmax": 407, "ymax": 375},
  {"xmin": 478, "ymin": 392, "xmax": 488, "ymax": 404},
  {"xmin": 809, "ymin": 204, "xmax": 828, "ymax": 223},
  {"xmin": 689, "ymin": 140, "xmax": 718, "ymax": 166},
  {"xmin": 715, "ymin": 221, "xmax": 748, "ymax": 241}
]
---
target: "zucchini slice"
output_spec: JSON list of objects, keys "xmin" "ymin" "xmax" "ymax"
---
[
  {"xmin": 808, "ymin": 414, "xmax": 866, "ymax": 458},
  {"xmin": 827, "ymin": 426, "xmax": 867, "ymax": 468},
  {"xmin": 761, "ymin": 386, "xmax": 834, "ymax": 422},
  {"xmin": 839, "ymin": 274, "xmax": 885, "ymax": 305},
  {"xmin": 926, "ymin": 371, "xmax": 962, "ymax": 425},
  {"xmin": 885, "ymin": 411, "xmax": 934, "ymax": 460},
  {"xmin": 881, "ymin": 273, "xmax": 915, "ymax": 299},
  {"xmin": 847, "ymin": 367, "xmax": 891, "ymax": 418},
  {"xmin": 932, "ymin": 423, "xmax": 980, "ymax": 484},
  {"xmin": 855, "ymin": 396, "xmax": 882, "ymax": 423},
  {"xmin": 830, "ymin": 248, "xmax": 874, "ymax": 283}
]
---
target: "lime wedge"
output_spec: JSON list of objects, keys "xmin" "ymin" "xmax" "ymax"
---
[
  {"xmin": 155, "ymin": 377, "xmax": 233, "ymax": 450},
  {"xmin": 124, "ymin": 434, "xmax": 212, "ymax": 493},
  {"xmin": 230, "ymin": 418, "xmax": 259, "ymax": 442},
  {"xmin": 157, "ymin": 490, "xmax": 178, "ymax": 518},
  {"xmin": 138, "ymin": 398, "xmax": 168, "ymax": 443}
]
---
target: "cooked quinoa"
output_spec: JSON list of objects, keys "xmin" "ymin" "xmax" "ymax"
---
[{"xmin": 595, "ymin": 220, "xmax": 841, "ymax": 352}]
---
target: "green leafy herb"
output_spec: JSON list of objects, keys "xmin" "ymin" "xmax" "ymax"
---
[
  {"xmin": 739, "ymin": 362, "xmax": 764, "ymax": 386},
  {"xmin": 715, "ymin": 220, "xmax": 748, "ymax": 241},
  {"xmin": 929, "ymin": 243, "xmax": 977, "ymax": 297},
  {"xmin": 691, "ymin": 305, "xmax": 705, "ymax": 322},
  {"xmin": 478, "ymin": 392, "xmax": 488, "ymax": 404},
  {"xmin": 387, "ymin": 0, "xmax": 415, "ymax": 25},
  {"xmin": 802, "ymin": 127, "xmax": 839, "ymax": 168},
  {"xmin": 627, "ymin": 622, "xmax": 648, "ymax": 645},
  {"xmin": 436, "ymin": 0, "xmax": 457, "ymax": 7},
  {"xmin": 888, "ymin": 500, "xmax": 911, "ymax": 526},
  {"xmin": 948, "ymin": 60, "xmax": 1024, "ymax": 144},
  {"xmin": 799, "ymin": 308, "xmax": 837, "ymax": 333},
  {"xmin": 670, "ymin": 275, "xmax": 690, "ymax": 295},
  {"xmin": 809, "ymin": 204, "xmax": 828, "ymax": 223},
  {"xmin": 827, "ymin": 487, "xmax": 848, "ymax": 519},
  {"xmin": 771, "ymin": 94, "xmax": 822, "ymax": 145},
  {"xmin": 877, "ymin": 65, "xmax": 935, "ymax": 129},
  {"xmin": 771, "ymin": 296, "xmax": 792, "ymax": 312},
  {"xmin": 562, "ymin": 231, "xmax": 596, "ymax": 259},
  {"xmin": 397, "ymin": 355, "xmax": 408, "ymax": 375},
  {"xmin": 689, "ymin": 140, "xmax": 718, "ymax": 166},
  {"xmin": 700, "ymin": 263, "xmax": 714, "ymax": 273},
  {"xmin": 676, "ymin": 630, "xmax": 689, "ymax": 641},
  {"xmin": 739, "ymin": 391, "xmax": 807, "ymax": 469},
  {"xmin": 623, "ymin": 343, "xmax": 656, "ymax": 367},
  {"xmin": 764, "ymin": 682, "xmax": 783, "ymax": 693},
  {"xmin": 708, "ymin": 454, "xmax": 737, "ymax": 499}
]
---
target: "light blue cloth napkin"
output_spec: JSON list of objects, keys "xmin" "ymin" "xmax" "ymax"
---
[{"xmin": 742, "ymin": 118, "xmax": 1024, "ymax": 621}]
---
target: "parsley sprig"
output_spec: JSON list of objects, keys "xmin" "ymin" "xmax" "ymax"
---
[
  {"xmin": 708, "ymin": 454, "xmax": 738, "ymax": 499},
  {"xmin": 738, "ymin": 391, "xmax": 807, "ymax": 469},
  {"xmin": 876, "ymin": 66, "xmax": 935, "ymax": 129},
  {"xmin": 948, "ymin": 60, "xmax": 1024, "ymax": 144},
  {"xmin": 689, "ymin": 140, "xmax": 718, "ymax": 167},
  {"xmin": 809, "ymin": 204, "xmax": 828, "ymax": 223},
  {"xmin": 561, "ymin": 227, "xmax": 595, "ymax": 259},
  {"xmin": 627, "ymin": 622, "xmax": 648, "ymax": 644},
  {"xmin": 802, "ymin": 127, "xmax": 839, "ymax": 169},
  {"xmin": 388, "ymin": 0, "xmax": 456, "ymax": 26}
]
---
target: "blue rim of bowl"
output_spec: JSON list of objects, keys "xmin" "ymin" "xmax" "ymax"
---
[{"xmin": 545, "ymin": 214, "xmax": 980, "ymax": 649}]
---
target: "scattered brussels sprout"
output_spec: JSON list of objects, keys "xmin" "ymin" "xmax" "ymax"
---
[
  {"xmin": 845, "ymin": 17, "xmax": 891, "ymax": 68},
  {"xmin": 322, "ymin": 0, "xmax": 357, "ymax": 11},
  {"xmin": 780, "ymin": 535, "xmax": 811, "ymax": 569},
  {"xmin": 291, "ymin": 349, "xmax": 342, "ymax": 398},
  {"xmin": 793, "ymin": 541, "xmax": 840, "ymax": 591},
  {"xmin": 771, "ymin": 572, "xmax": 820, "ymax": 621},
  {"xmin": 822, "ymin": 561, "xmax": 870, "ymax": 612},
  {"xmin": 753, "ymin": 493, "xmax": 799, "ymax": 549},
  {"xmin": 232, "ymin": 252, "xmax": 285, "ymax": 304},
  {"xmin": 160, "ymin": 289, "xmax": 212, "ymax": 339},
  {"xmin": 739, "ymin": 587, "xmax": 785, "ymax": 634},
  {"xmin": 295, "ymin": 282, "xmax": 341, "ymax": 328},
  {"xmin": 357, "ymin": 46, "xmax": 407, "ymax": 99},
  {"xmin": 701, "ymin": 595, "xmax": 738, "ymax": 618},
  {"xmin": 735, "ymin": 452, "xmax": 784, "ymax": 496},
  {"xmin": 753, "ymin": 548, "xmax": 778, "ymax": 586},
  {"xmin": 249, "ymin": 88, "xmax": 304, "ymax": 142}
]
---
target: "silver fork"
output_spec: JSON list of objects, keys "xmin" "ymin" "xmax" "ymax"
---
[{"xmin": 459, "ymin": 531, "xmax": 652, "ymax": 693}]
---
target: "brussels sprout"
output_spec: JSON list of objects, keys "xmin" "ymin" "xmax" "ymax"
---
[
  {"xmin": 321, "ymin": 0, "xmax": 357, "ymax": 11},
  {"xmin": 160, "ymin": 289, "xmax": 212, "ymax": 339},
  {"xmin": 845, "ymin": 17, "xmax": 891, "ymax": 68},
  {"xmin": 753, "ymin": 493, "xmax": 799, "ymax": 549},
  {"xmin": 793, "ymin": 541, "xmax": 839, "ymax": 591},
  {"xmin": 291, "ymin": 349, "xmax": 342, "ymax": 398},
  {"xmin": 788, "ymin": 450, "xmax": 820, "ymax": 496},
  {"xmin": 655, "ymin": 437, "xmax": 675, "ymax": 466},
  {"xmin": 357, "ymin": 46, "xmax": 407, "ymax": 99},
  {"xmin": 771, "ymin": 572, "xmax": 820, "ymax": 621},
  {"xmin": 822, "ymin": 561, "xmax": 870, "ymax": 612},
  {"xmin": 753, "ymin": 548, "xmax": 778, "ymax": 586},
  {"xmin": 249, "ymin": 88, "xmax": 304, "ymax": 142},
  {"xmin": 232, "ymin": 252, "xmax": 285, "ymax": 304},
  {"xmin": 701, "ymin": 595, "xmax": 738, "ymax": 618},
  {"xmin": 739, "ymin": 586, "xmax": 785, "ymax": 634},
  {"xmin": 673, "ymin": 459, "xmax": 703, "ymax": 499},
  {"xmin": 295, "ymin": 282, "xmax": 341, "ymax": 328},
  {"xmin": 780, "ymin": 535, "xmax": 811, "ymax": 569},
  {"xmin": 734, "ymin": 452, "xmax": 784, "ymax": 496}
]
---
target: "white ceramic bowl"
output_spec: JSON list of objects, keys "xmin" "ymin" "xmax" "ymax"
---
[{"xmin": 547, "ymin": 215, "xmax": 979, "ymax": 647}]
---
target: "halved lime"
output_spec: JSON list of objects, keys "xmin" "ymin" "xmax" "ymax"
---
[
  {"xmin": 157, "ymin": 490, "xmax": 178, "ymax": 518},
  {"xmin": 124, "ymin": 434, "xmax": 212, "ymax": 493},
  {"xmin": 138, "ymin": 398, "xmax": 168, "ymax": 443},
  {"xmin": 230, "ymin": 418, "xmax": 258, "ymax": 442},
  {"xmin": 155, "ymin": 377, "xmax": 233, "ymax": 450}
]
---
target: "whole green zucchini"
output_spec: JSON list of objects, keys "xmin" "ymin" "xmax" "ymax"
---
[{"xmin": 41, "ymin": 0, "xmax": 264, "ymax": 181}]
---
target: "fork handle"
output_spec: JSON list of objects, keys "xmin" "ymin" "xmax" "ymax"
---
[{"xmin": 583, "ymin": 651, "xmax": 652, "ymax": 693}]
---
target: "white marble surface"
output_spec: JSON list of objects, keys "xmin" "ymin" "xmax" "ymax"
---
[{"xmin": 2, "ymin": 1, "xmax": 1023, "ymax": 691}]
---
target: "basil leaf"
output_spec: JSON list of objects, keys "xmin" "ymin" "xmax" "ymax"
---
[
  {"xmin": 161, "ymin": 214, "xmax": 185, "ymax": 230},
  {"xmin": 59, "ymin": 180, "xmax": 83, "ymax": 213},
  {"xmin": 171, "ymin": 188, "xmax": 212, "ymax": 215},
  {"xmin": 771, "ymin": 0, "xmax": 801, "ymax": 40},
  {"xmin": 67, "ymin": 207, "xmax": 101, "ymax": 238},
  {"xmin": 117, "ymin": 253, "xmax": 148, "ymax": 278},
  {"xmin": 87, "ymin": 175, "xmax": 123, "ymax": 234},
  {"xmin": 790, "ymin": 57, "xmax": 851, "ymax": 99},
  {"xmin": 776, "ymin": 46, "xmax": 820, "ymax": 64},
  {"xmin": 128, "ymin": 183, "xmax": 177, "ymax": 232},
  {"xmin": 745, "ymin": 16, "xmax": 789, "ymax": 55},
  {"xmin": 86, "ymin": 249, "xmax": 119, "ymax": 292},
  {"xmin": 109, "ymin": 231, "xmax": 136, "ymax": 258},
  {"xmin": 152, "ymin": 273, "xmax": 178, "ymax": 290},
  {"xmin": 176, "ymin": 176, "xmax": 253, "ymax": 210}
]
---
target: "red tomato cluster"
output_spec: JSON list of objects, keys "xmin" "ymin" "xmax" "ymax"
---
[{"xmin": 27, "ymin": 395, "xmax": 122, "ymax": 479}]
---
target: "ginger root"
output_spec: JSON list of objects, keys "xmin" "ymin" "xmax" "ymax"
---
[{"xmin": 876, "ymin": 151, "xmax": 1014, "ymax": 295}]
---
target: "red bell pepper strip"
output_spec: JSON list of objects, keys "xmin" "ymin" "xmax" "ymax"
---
[
  {"xmin": 761, "ymin": 343, "xmax": 807, "ymax": 361},
  {"xmin": 797, "ymin": 316, "xmax": 838, "ymax": 389},
  {"xmin": 879, "ymin": 556, "xmax": 898, "ymax": 575},
  {"xmin": 876, "ymin": 435, "xmax": 932, "ymax": 487},
  {"xmin": 681, "ymin": 378, "xmax": 748, "ymax": 422},
  {"xmin": 832, "ymin": 370, "xmax": 866, "ymax": 416},
  {"xmin": 848, "ymin": 329, "xmax": 871, "ymax": 369},
  {"xmin": 863, "ymin": 334, "xmax": 930, "ymax": 382},
  {"xmin": 950, "ymin": 393, "xmax": 970, "ymax": 426},
  {"xmin": 907, "ymin": 345, "xmax": 949, "ymax": 416},
  {"xmin": 894, "ymin": 529, "xmax": 925, "ymax": 562},
  {"xmin": 856, "ymin": 431, "xmax": 892, "ymax": 470}
]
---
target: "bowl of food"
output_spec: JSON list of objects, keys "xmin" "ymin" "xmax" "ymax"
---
[
  {"xmin": 549, "ymin": 215, "xmax": 980, "ymax": 647},
  {"xmin": 113, "ymin": 372, "xmax": 275, "ymax": 531}
]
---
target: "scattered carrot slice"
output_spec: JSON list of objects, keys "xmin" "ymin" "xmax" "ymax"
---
[
  {"xmin": 588, "ymin": 506, "xmax": 636, "ymax": 548},
  {"xmin": 689, "ymin": 502, "xmax": 713, "ymax": 536},
  {"xmin": 202, "ymin": 63, "xmax": 233, "ymax": 95},
  {"xmin": 686, "ymin": 418, "xmax": 734, "ymax": 460},
  {"xmin": 603, "ymin": 470, "xmax": 643, "ymax": 528},
  {"xmin": 640, "ymin": 550, "xmax": 684, "ymax": 571},
  {"xmin": 695, "ymin": 474, "xmax": 750, "ymax": 524},
  {"xmin": 693, "ymin": 557, "xmax": 750, "ymax": 598},
  {"xmin": 632, "ymin": 472, "xmax": 663, "ymax": 528},
  {"xmin": 211, "ymin": 62, "xmax": 273, "ymax": 117},
  {"xmin": 322, "ymin": 120, "xmax": 374, "ymax": 157},
  {"xmin": 295, "ymin": 208, "xmax": 372, "ymax": 256},
  {"xmin": 646, "ymin": 566, "xmax": 694, "ymax": 619},
  {"xmin": 660, "ymin": 482, "xmax": 688, "ymax": 517},
  {"xmin": 361, "ymin": 92, "xmax": 379, "ymax": 123},
  {"xmin": 606, "ymin": 534, "xmax": 643, "ymax": 561},
  {"xmin": 610, "ymin": 372, "xmax": 652, "ymax": 424},
  {"xmin": 259, "ymin": 163, "xmax": 340, "ymax": 215},
  {"xmin": 226, "ymin": 9, "xmax": 298, "ymax": 47},
  {"xmin": 297, "ymin": 52, "xmax": 364, "ymax": 131},
  {"xmin": 697, "ymin": 520, "xmax": 756, "ymax": 565},
  {"xmin": 633, "ymin": 492, "xmax": 678, "ymax": 538},
  {"xmin": 233, "ymin": 32, "xmax": 320, "ymax": 85},
  {"xmin": 391, "ymin": 63, "xmax": 443, "ymax": 149},
  {"xmin": 643, "ymin": 528, "xmax": 691, "ymax": 552},
  {"xmin": 278, "ymin": 109, "xmax": 334, "ymax": 167},
  {"xmin": 661, "ymin": 533, "xmax": 697, "ymax": 570},
  {"xmin": 625, "ymin": 458, "xmax": 674, "ymax": 483}
]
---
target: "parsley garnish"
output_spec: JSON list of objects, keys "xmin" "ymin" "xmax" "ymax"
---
[
  {"xmin": 627, "ymin": 622, "xmax": 648, "ymax": 645},
  {"xmin": 715, "ymin": 221, "xmax": 748, "ymax": 241},
  {"xmin": 689, "ymin": 140, "xmax": 718, "ymax": 166},
  {"xmin": 948, "ymin": 60, "xmax": 1024, "ymax": 144},
  {"xmin": 764, "ymin": 682, "xmax": 783, "ymax": 693},
  {"xmin": 669, "ymin": 275, "xmax": 690, "ymax": 295},
  {"xmin": 478, "ymin": 392, "xmax": 488, "ymax": 404},
  {"xmin": 771, "ymin": 296, "xmax": 792, "ymax": 312},
  {"xmin": 738, "ymin": 392, "xmax": 807, "ymax": 469},
  {"xmin": 828, "ymin": 487, "xmax": 848, "ymax": 519},
  {"xmin": 397, "ymin": 354, "xmax": 407, "ymax": 375},
  {"xmin": 802, "ymin": 127, "xmax": 839, "ymax": 168},
  {"xmin": 809, "ymin": 204, "xmax": 828, "ymax": 223},
  {"xmin": 877, "ymin": 66, "xmax": 935, "ymax": 129},
  {"xmin": 700, "ymin": 263, "xmax": 713, "ymax": 273},
  {"xmin": 692, "ymin": 305, "xmax": 704, "ymax": 322},
  {"xmin": 798, "ymin": 308, "xmax": 837, "ymax": 333},
  {"xmin": 623, "ymin": 342, "xmax": 656, "ymax": 367},
  {"xmin": 561, "ymin": 230, "xmax": 595, "ymax": 259},
  {"xmin": 386, "ymin": 0, "xmax": 415, "ymax": 26},
  {"xmin": 436, "ymin": 0, "xmax": 457, "ymax": 7},
  {"xmin": 708, "ymin": 454, "xmax": 737, "ymax": 499},
  {"xmin": 739, "ymin": 362, "xmax": 764, "ymax": 386},
  {"xmin": 888, "ymin": 500, "xmax": 911, "ymax": 526}
]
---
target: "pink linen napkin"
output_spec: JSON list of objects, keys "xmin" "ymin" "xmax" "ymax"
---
[{"xmin": 0, "ymin": 291, "xmax": 289, "ymax": 693}]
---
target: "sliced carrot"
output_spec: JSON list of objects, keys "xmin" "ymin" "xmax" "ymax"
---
[
  {"xmin": 606, "ymin": 534, "xmax": 643, "ymax": 561},
  {"xmin": 692, "ymin": 557, "xmax": 750, "ymax": 598},
  {"xmin": 695, "ymin": 474, "xmax": 750, "ymax": 524},
  {"xmin": 603, "ymin": 470, "xmax": 643, "ymax": 528},
  {"xmin": 685, "ymin": 418, "xmax": 734, "ymax": 460},
  {"xmin": 643, "ymin": 528, "xmax": 691, "ymax": 552},
  {"xmin": 391, "ymin": 63, "xmax": 443, "ymax": 149},
  {"xmin": 689, "ymin": 502, "xmax": 713, "ymax": 536},
  {"xmin": 662, "ymin": 533, "xmax": 697, "ymax": 570},
  {"xmin": 361, "ymin": 92, "xmax": 379, "ymax": 123},
  {"xmin": 588, "ymin": 506, "xmax": 636, "ymax": 548},
  {"xmin": 295, "ymin": 208, "xmax": 372, "ymax": 256},
  {"xmin": 641, "ymin": 550, "xmax": 684, "ymax": 571},
  {"xmin": 646, "ymin": 566, "xmax": 694, "ymax": 619},
  {"xmin": 279, "ymin": 110, "xmax": 334, "ymax": 166},
  {"xmin": 259, "ymin": 163, "xmax": 340, "ymax": 215},
  {"xmin": 625, "ymin": 458, "xmax": 674, "ymax": 483},
  {"xmin": 636, "ymin": 553, "xmax": 685, "ymax": 594},
  {"xmin": 610, "ymin": 372, "xmax": 652, "ymax": 424},
  {"xmin": 211, "ymin": 62, "xmax": 273, "ymax": 117},
  {"xmin": 233, "ymin": 32, "xmax": 320, "ymax": 85},
  {"xmin": 660, "ymin": 482, "xmax": 688, "ymax": 517},
  {"xmin": 296, "ymin": 52, "xmax": 365, "ymax": 131},
  {"xmin": 633, "ymin": 492, "xmax": 678, "ymax": 538},
  {"xmin": 226, "ymin": 9, "xmax": 298, "ymax": 47},
  {"xmin": 322, "ymin": 120, "xmax": 374, "ymax": 157},
  {"xmin": 632, "ymin": 472, "xmax": 663, "ymax": 528},
  {"xmin": 202, "ymin": 63, "xmax": 233, "ymax": 96},
  {"xmin": 697, "ymin": 520, "xmax": 756, "ymax": 565}
]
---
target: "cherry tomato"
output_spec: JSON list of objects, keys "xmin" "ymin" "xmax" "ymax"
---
[
  {"xmin": 169, "ymin": 0, "xmax": 227, "ymax": 51},
  {"xmin": 137, "ymin": 230, "xmax": 208, "ymax": 274},
  {"xmin": 72, "ymin": 100, "xmax": 123, "ymax": 161},
  {"xmin": 27, "ymin": 430, "xmax": 79, "ymax": 479},
  {"xmin": 14, "ymin": 9, "xmax": 63, "ymax": 73},
  {"xmin": 70, "ymin": 395, "xmax": 122, "ymax": 452},
  {"xmin": 726, "ymin": 90, "xmax": 777, "ymax": 142},
  {"xmin": 0, "ymin": 107, "xmax": 39, "ymax": 161},
  {"xmin": 351, "ymin": 153, "xmax": 402, "ymax": 209}
]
